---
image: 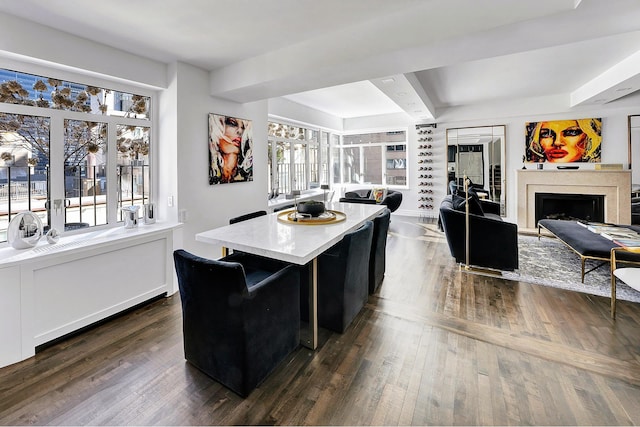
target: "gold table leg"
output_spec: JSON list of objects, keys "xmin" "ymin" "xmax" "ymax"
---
[{"xmin": 304, "ymin": 258, "xmax": 318, "ymax": 350}]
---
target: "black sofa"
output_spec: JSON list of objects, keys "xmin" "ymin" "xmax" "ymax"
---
[
  {"xmin": 339, "ymin": 189, "xmax": 403, "ymax": 212},
  {"xmin": 439, "ymin": 194, "xmax": 518, "ymax": 271}
]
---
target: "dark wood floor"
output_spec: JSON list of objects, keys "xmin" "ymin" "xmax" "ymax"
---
[{"xmin": 2, "ymin": 216, "xmax": 640, "ymax": 425}]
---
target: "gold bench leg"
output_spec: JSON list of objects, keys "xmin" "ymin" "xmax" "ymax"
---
[{"xmin": 611, "ymin": 272, "xmax": 617, "ymax": 319}]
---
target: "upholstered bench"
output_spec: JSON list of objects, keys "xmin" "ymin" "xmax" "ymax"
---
[{"xmin": 537, "ymin": 219, "xmax": 640, "ymax": 282}]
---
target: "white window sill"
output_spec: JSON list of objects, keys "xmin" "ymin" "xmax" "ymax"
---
[{"xmin": 0, "ymin": 221, "xmax": 182, "ymax": 268}]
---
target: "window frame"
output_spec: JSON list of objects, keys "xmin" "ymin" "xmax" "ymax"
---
[
  {"xmin": 267, "ymin": 120, "xmax": 331, "ymax": 195},
  {"xmin": 0, "ymin": 61, "xmax": 156, "ymax": 244},
  {"xmin": 336, "ymin": 128, "xmax": 409, "ymax": 188}
]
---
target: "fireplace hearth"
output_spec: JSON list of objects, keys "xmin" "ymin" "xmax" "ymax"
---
[{"xmin": 535, "ymin": 192, "xmax": 604, "ymax": 224}]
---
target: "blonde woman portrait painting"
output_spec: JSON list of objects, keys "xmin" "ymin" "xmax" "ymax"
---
[
  {"xmin": 525, "ymin": 118, "xmax": 602, "ymax": 163},
  {"xmin": 208, "ymin": 113, "xmax": 253, "ymax": 184}
]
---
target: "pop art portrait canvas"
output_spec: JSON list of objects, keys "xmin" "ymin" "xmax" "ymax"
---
[
  {"xmin": 524, "ymin": 118, "xmax": 602, "ymax": 163},
  {"xmin": 208, "ymin": 113, "xmax": 253, "ymax": 184}
]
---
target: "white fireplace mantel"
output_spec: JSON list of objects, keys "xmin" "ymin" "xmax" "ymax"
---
[{"xmin": 516, "ymin": 169, "xmax": 631, "ymax": 230}]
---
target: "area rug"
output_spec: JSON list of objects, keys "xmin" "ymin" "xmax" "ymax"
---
[{"xmin": 502, "ymin": 234, "xmax": 640, "ymax": 303}]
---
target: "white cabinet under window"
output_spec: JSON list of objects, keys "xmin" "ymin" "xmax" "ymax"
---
[{"xmin": 0, "ymin": 222, "xmax": 180, "ymax": 368}]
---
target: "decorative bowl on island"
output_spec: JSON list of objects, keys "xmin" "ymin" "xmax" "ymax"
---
[{"xmin": 296, "ymin": 200, "xmax": 326, "ymax": 217}]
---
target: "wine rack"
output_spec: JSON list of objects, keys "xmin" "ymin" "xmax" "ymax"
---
[{"xmin": 416, "ymin": 123, "xmax": 438, "ymax": 217}]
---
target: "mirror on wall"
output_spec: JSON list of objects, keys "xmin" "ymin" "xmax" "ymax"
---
[
  {"xmin": 446, "ymin": 125, "xmax": 506, "ymax": 216},
  {"xmin": 629, "ymin": 115, "xmax": 640, "ymax": 186}
]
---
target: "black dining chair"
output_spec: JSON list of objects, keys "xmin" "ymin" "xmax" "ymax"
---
[
  {"xmin": 173, "ymin": 249, "xmax": 300, "ymax": 397},
  {"xmin": 228, "ymin": 209, "xmax": 284, "ymax": 265},
  {"xmin": 229, "ymin": 210, "xmax": 267, "ymax": 224},
  {"xmin": 369, "ymin": 208, "xmax": 391, "ymax": 294},
  {"xmin": 315, "ymin": 220, "xmax": 374, "ymax": 333}
]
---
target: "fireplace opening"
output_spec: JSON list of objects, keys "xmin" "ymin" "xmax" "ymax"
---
[{"xmin": 535, "ymin": 193, "xmax": 605, "ymax": 224}]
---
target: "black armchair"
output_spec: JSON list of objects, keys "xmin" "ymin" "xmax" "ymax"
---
[
  {"xmin": 316, "ymin": 220, "xmax": 374, "ymax": 333},
  {"xmin": 173, "ymin": 249, "xmax": 300, "ymax": 397},
  {"xmin": 439, "ymin": 196, "xmax": 518, "ymax": 271},
  {"xmin": 369, "ymin": 208, "xmax": 391, "ymax": 294},
  {"xmin": 339, "ymin": 189, "xmax": 403, "ymax": 212}
]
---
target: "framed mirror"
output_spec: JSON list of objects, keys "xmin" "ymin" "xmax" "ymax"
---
[
  {"xmin": 629, "ymin": 115, "xmax": 639, "ymax": 185},
  {"xmin": 446, "ymin": 125, "xmax": 506, "ymax": 216}
]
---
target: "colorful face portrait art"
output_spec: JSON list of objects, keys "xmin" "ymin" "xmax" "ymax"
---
[
  {"xmin": 525, "ymin": 118, "xmax": 602, "ymax": 163},
  {"xmin": 208, "ymin": 114, "xmax": 253, "ymax": 184}
]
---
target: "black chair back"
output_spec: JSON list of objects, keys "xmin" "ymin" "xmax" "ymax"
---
[
  {"xmin": 229, "ymin": 210, "xmax": 267, "ymax": 224},
  {"xmin": 173, "ymin": 249, "xmax": 300, "ymax": 397},
  {"xmin": 317, "ymin": 220, "xmax": 374, "ymax": 333},
  {"xmin": 369, "ymin": 208, "xmax": 391, "ymax": 294}
]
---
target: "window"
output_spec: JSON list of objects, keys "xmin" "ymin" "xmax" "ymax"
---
[
  {"xmin": 267, "ymin": 121, "xmax": 330, "ymax": 195},
  {"xmin": 63, "ymin": 119, "xmax": 108, "ymax": 227},
  {"xmin": 336, "ymin": 130, "xmax": 407, "ymax": 186},
  {"xmin": 0, "ymin": 68, "xmax": 152, "ymax": 243},
  {"xmin": 117, "ymin": 125, "xmax": 150, "ymax": 219},
  {"xmin": 0, "ymin": 113, "xmax": 50, "ymax": 240}
]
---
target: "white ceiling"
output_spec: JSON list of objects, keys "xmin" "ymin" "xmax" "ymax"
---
[{"xmin": 2, "ymin": 0, "xmax": 640, "ymax": 120}]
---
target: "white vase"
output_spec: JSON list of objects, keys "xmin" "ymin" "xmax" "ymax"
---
[{"xmin": 7, "ymin": 211, "xmax": 43, "ymax": 249}]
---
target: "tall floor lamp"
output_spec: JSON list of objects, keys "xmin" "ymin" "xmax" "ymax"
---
[{"xmin": 460, "ymin": 173, "xmax": 499, "ymax": 276}]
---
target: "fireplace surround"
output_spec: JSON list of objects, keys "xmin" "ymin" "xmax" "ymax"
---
[{"xmin": 516, "ymin": 169, "xmax": 631, "ymax": 230}]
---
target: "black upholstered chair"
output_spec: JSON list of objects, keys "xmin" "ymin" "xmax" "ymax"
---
[
  {"xmin": 339, "ymin": 189, "xmax": 403, "ymax": 212},
  {"xmin": 228, "ymin": 210, "xmax": 269, "ymax": 257},
  {"xmin": 439, "ymin": 195, "xmax": 518, "ymax": 271},
  {"xmin": 369, "ymin": 208, "xmax": 391, "ymax": 294},
  {"xmin": 173, "ymin": 249, "xmax": 300, "ymax": 397},
  {"xmin": 316, "ymin": 220, "xmax": 374, "ymax": 333},
  {"xmin": 229, "ymin": 210, "xmax": 267, "ymax": 224}
]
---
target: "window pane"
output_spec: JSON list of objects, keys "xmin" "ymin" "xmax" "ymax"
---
[
  {"xmin": 362, "ymin": 146, "xmax": 382, "ymax": 184},
  {"xmin": 268, "ymin": 140, "xmax": 274, "ymax": 195},
  {"xmin": 0, "ymin": 69, "xmax": 150, "ymax": 119},
  {"xmin": 293, "ymin": 143, "xmax": 306, "ymax": 191},
  {"xmin": 343, "ymin": 131, "xmax": 406, "ymax": 145},
  {"xmin": 342, "ymin": 147, "xmax": 361, "ymax": 183},
  {"xmin": 320, "ymin": 132, "xmax": 329, "ymax": 185},
  {"xmin": 309, "ymin": 144, "xmax": 319, "ymax": 184},
  {"xmin": 339, "ymin": 131, "xmax": 406, "ymax": 186},
  {"xmin": 276, "ymin": 140, "xmax": 290, "ymax": 194},
  {"xmin": 64, "ymin": 119, "xmax": 107, "ymax": 228},
  {"xmin": 331, "ymin": 145, "xmax": 340, "ymax": 184},
  {"xmin": 386, "ymin": 144, "xmax": 407, "ymax": 185},
  {"xmin": 0, "ymin": 113, "xmax": 50, "ymax": 242},
  {"xmin": 268, "ymin": 123, "xmax": 317, "ymax": 142},
  {"xmin": 117, "ymin": 125, "xmax": 150, "ymax": 221}
]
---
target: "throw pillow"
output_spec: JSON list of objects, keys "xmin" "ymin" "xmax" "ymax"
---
[
  {"xmin": 451, "ymin": 193, "xmax": 484, "ymax": 216},
  {"xmin": 370, "ymin": 188, "xmax": 387, "ymax": 203},
  {"xmin": 467, "ymin": 188, "xmax": 485, "ymax": 215},
  {"xmin": 451, "ymin": 194, "xmax": 466, "ymax": 211}
]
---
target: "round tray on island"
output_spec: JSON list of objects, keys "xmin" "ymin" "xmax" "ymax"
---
[{"xmin": 277, "ymin": 208, "xmax": 347, "ymax": 225}]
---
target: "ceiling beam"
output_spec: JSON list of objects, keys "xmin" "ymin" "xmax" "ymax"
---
[
  {"xmin": 570, "ymin": 49, "xmax": 640, "ymax": 106},
  {"xmin": 369, "ymin": 74, "xmax": 435, "ymax": 121}
]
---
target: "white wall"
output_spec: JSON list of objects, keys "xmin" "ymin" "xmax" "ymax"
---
[
  {"xmin": 0, "ymin": 13, "xmax": 167, "ymax": 89},
  {"xmin": 173, "ymin": 62, "xmax": 269, "ymax": 257}
]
